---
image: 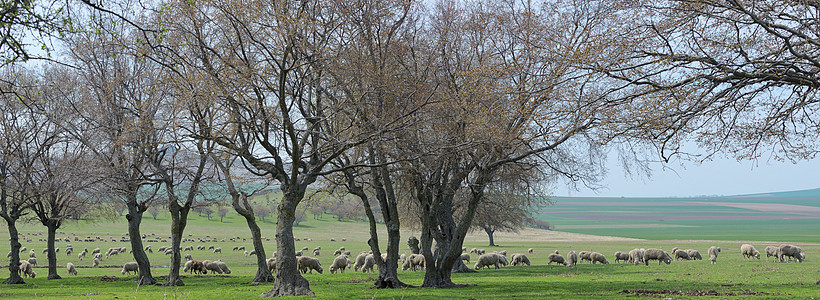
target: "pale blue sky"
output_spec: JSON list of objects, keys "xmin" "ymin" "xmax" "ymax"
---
[{"xmin": 556, "ymin": 155, "xmax": 820, "ymax": 198}]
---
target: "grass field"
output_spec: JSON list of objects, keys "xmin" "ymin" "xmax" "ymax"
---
[{"xmin": 2, "ymin": 193, "xmax": 819, "ymax": 299}]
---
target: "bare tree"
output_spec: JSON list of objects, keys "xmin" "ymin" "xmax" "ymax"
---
[
  {"xmin": 217, "ymin": 206, "xmax": 229, "ymax": 222},
  {"xmin": 148, "ymin": 206, "xmax": 161, "ymax": 220}
]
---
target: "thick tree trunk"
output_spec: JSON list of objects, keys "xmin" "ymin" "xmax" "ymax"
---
[
  {"xmin": 46, "ymin": 223, "xmax": 61, "ymax": 279},
  {"xmin": 369, "ymin": 159, "xmax": 408, "ymax": 289},
  {"xmin": 3, "ymin": 218, "xmax": 25, "ymax": 284},
  {"xmin": 126, "ymin": 201, "xmax": 156, "ymax": 286},
  {"xmin": 165, "ymin": 203, "xmax": 187, "ymax": 286},
  {"xmin": 261, "ymin": 193, "xmax": 313, "ymax": 297},
  {"xmin": 244, "ymin": 215, "xmax": 274, "ymax": 284},
  {"xmin": 485, "ymin": 228, "xmax": 496, "ymax": 247}
]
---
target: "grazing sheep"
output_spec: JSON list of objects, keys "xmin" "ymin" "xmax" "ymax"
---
[
  {"xmin": 510, "ymin": 254, "xmax": 531, "ymax": 266},
  {"xmin": 208, "ymin": 245, "xmax": 214, "ymax": 250},
  {"xmin": 470, "ymin": 248, "xmax": 477, "ymax": 254},
  {"xmin": 498, "ymin": 250, "xmax": 507, "ymax": 257},
  {"xmin": 400, "ymin": 253, "xmax": 407, "ymax": 264},
  {"xmin": 301, "ymin": 247, "xmax": 309, "ymax": 251},
  {"xmin": 685, "ymin": 249, "xmax": 702, "ymax": 260},
  {"xmin": 63, "ymin": 262, "xmax": 77, "ymax": 276},
  {"xmin": 78, "ymin": 252, "xmax": 85, "ymax": 261},
  {"xmin": 333, "ymin": 249, "xmax": 342, "ymax": 256},
  {"xmin": 330, "ymin": 255, "xmax": 349, "ymax": 274},
  {"xmin": 42, "ymin": 248, "xmax": 48, "ymax": 254},
  {"xmin": 528, "ymin": 248, "xmax": 534, "ymax": 254},
  {"xmin": 778, "ymin": 244, "xmax": 805, "ymax": 263},
  {"xmin": 203, "ymin": 260, "xmax": 223, "ymax": 274},
  {"xmin": 360, "ymin": 254, "xmax": 376, "ymax": 273},
  {"xmin": 708, "ymin": 246, "xmax": 721, "ymax": 264},
  {"xmin": 297, "ymin": 256, "xmax": 323, "ymax": 274},
  {"xmin": 27, "ymin": 257, "xmax": 36, "ymax": 266},
  {"xmin": 741, "ymin": 244, "xmax": 761, "ymax": 260},
  {"xmin": 460, "ymin": 253, "xmax": 471, "ymax": 263},
  {"xmin": 185, "ymin": 253, "xmax": 193, "ymax": 261},
  {"xmin": 590, "ymin": 252, "xmax": 609, "ymax": 264},
  {"xmin": 238, "ymin": 246, "xmax": 245, "ymax": 251},
  {"xmin": 216, "ymin": 261, "xmax": 231, "ymax": 274},
  {"xmin": 190, "ymin": 260, "xmax": 207, "ymax": 274},
  {"xmin": 164, "ymin": 249, "xmax": 174, "ymax": 255},
  {"xmin": 402, "ymin": 254, "xmax": 425, "ymax": 271},
  {"xmin": 184, "ymin": 246, "xmax": 193, "ymax": 251},
  {"xmin": 474, "ymin": 253, "xmax": 501, "ymax": 270},
  {"xmin": 55, "ymin": 247, "xmax": 60, "ymax": 253},
  {"xmin": 295, "ymin": 250, "xmax": 303, "ymax": 257},
  {"xmin": 579, "ymin": 251, "xmax": 592, "ymax": 263},
  {"xmin": 566, "ymin": 251, "xmax": 578, "ymax": 267},
  {"xmin": 121, "ymin": 262, "xmax": 138, "ymax": 275},
  {"xmin": 643, "ymin": 249, "xmax": 672, "ymax": 265},
  {"xmin": 313, "ymin": 249, "xmax": 320, "ymax": 256},
  {"xmin": 232, "ymin": 246, "xmax": 239, "ymax": 251},
  {"xmin": 672, "ymin": 248, "xmax": 691, "ymax": 261},
  {"xmin": 764, "ymin": 246, "xmax": 779, "ymax": 262},
  {"xmin": 344, "ymin": 251, "xmax": 350, "ymax": 256},
  {"xmin": 29, "ymin": 249, "xmax": 36, "ymax": 258},
  {"xmin": 92, "ymin": 248, "xmax": 100, "ymax": 254},
  {"xmin": 613, "ymin": 251, "xmax": 630, "ymax": 264},
  {"xmin": 547, "ymin": 253, "xmax": 567, "ymax": 266},
  {"xmin": 628, "ymin": 248, "xmax": 644, "ymax": 265},
  {"xmin": 18, "ymin": 260, "xmax": 36, "ymax": 278},
  {"xmin": 249, "ymin": 250, "xmax": 256, "ymax": 256},
  {"xmin": 20, "ymin": 247, "xmax": 27, "ymax": 253},
  {"xmin": 266, "ymin": 258, "xmax": 276, "ymax": 272},
  {"xmin": 476, "ymin": 249, "xmax": 486, "ymax": 255},
  {"xmin": 497, "ymin": 254, "xmax": 509, "ymax": 267},
  {"xmin": 353, "ymin": 253, "xmax": 368, "ymax": 271},
  {"xmin": 92, "ymin": 257, "xmax": 100, "ymax": 268},
  {"xmin": 213, "ymin": 247, "xmax": 222, "ymax": 254},
  {"xmin": 65, "ymin": 248, "xmax": 73, "ymax": 256}
]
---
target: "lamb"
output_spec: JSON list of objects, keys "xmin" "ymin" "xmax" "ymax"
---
[
  {"xmin": 27, "ymin": 258, "xmax": 36, "ymax": 266},
  {"xmin": 685, "ymin": 249, "xmax": 702, "ymax": 260},
  {"xmin": 613, "ymin": 251, "xmax": 630, "ymax": 263},
  {"xmin": 121, "ymin": 262, "xmax": 138, "ymax": 275},
  {"xmin": 643, "ymin": 248, "xmax": 672, "ymax": 265},
  {"xmin": 474, "ymin": 253, "xmax": 502, "ymax": 270},
  {"xmin": 213, "ymin": 247, "xmax": 222, "ymax": 254},
  {"xmin": 528, "ymin": 248, "xmax": 534, "ymax": 254},
  {"xmin": 672, "ymin": 248, "xmax": 691, "ymax": 261},
  {"xmin": 566, "ymin": 251, "xmax": 578, "ymax": 267},
  {"xmin": 66, "ymin": 262, "xmax": 78, "ymax": 275},
  {"xmin": 297, "ymin": 256, "xmax": 323, "ymax": 274},
  {"xmin": 353, "ymin": 252, "xmax": 368, "ymax": 271},
  {"xmin": 778, "ymin": 244, "xmax": 805, "ymax": 263},
  {"xmin": 360, "ymin": 254, "xmax": 376, "ymax": 273},
  {"xmin": 708, "ymin": 246, "xmax": 721, "ymax": 264},
  {"xmin": 18, "ymin": 260, "xmax": 36, "ymax": 278},
  {"xmin": 216, "ymin": 261, "xmax": 231, "ymax": 274},
  {"xmin": 578, "ymin": 251, "xmax": 592, "ymax": 263},
  {"xmin": 330, "ymin": 255, "xmax": 349, "ymax": 274},
  {"xmin": 547, "ymin": 253, "xmax": 567, "ymax": 266},
  {"xmin": 741, "ymin": 244, "xmax": 760, "ymax": 260},
  {"xmin": 460, "ymin": 253, "xmax": 471, "ymax": 263},
  {"xmin": 628, "ymin": 248, "xmax": 644, "ymax": 265},
  {"xmin": 510, "ymin": 254, "xmax": 531, "ymax": 266},
  {"xmin": 590, "ymin": 252, "xmax": 609, "ymax": 264}
]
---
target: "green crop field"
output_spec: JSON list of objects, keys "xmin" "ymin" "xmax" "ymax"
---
[{"xmin": 2, "ymin": 192, "xmax": 819, "ymax": 299}]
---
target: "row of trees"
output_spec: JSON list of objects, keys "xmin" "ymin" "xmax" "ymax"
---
[{"xmin": 3, "ymin": 0, "xmax": 818, "ymax": 296}]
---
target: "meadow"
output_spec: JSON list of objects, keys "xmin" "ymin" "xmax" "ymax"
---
[{"xmin": 1, "ymin": 193, "xmax": 819, "ymax": 299}]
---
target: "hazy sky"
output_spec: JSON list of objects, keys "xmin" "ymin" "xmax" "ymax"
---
[{"xmin": 555, "ymin": 155, "xmax": 820, "ymax": 198}]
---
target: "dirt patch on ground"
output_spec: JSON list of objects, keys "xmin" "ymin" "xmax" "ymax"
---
[
  {"xmin": 618, "ymin": 289, "xmax": 780, "ymax": 297},
  {"xmin": 464, "ymin": 228, "xmax": 644, "ymax": 243}
]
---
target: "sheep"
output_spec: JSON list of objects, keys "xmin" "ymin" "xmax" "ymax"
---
[
  {"xmin": 470, "ymin": 248, "xmax": 477, "ymax": 254},
  {"xmin": 353, "ymin": 253, "xmax": 368, "ymax": 271},
  {"xmin": 208, "ymin": 245, "xmax": 214, "ymax": 250},
  {"xmin": 232, "ymin": 246, "xmax": 239, "ymax": 251},
  {"xmin": 203, "ymin": 260, "xmax": 223, "ymax": 274},
  {"xmin": 672, "ymin": 248, "xmax": 691, "ymax": 261},
  {"xmin": 266, "ymin": 258, "xmax": 276, "ymax": 272},
  {"xmin": 578, "ymin": 251, "xmax": 592, "ymax": 263},
  {"xmin": 66, "ymin": 262, "xmax": 78, "ymax": 275},
  {"xmin": 295, "ymin": 250, "xmax": 303, "ymax": 257},
  {"xmin": 686, "ymin": 249, "xmax": 702, "ymax": 260},
  {"xmin": 216, "ymin": 261, "xmax": 231, "ymax": 274},
  {"xmin": 344, "ymin": 251, "xmax": 351, "ymax": 256},
  {"xmin": 121, "ymin": 262, "xmax": 138, "ymax": 275},
  {"xmin": 400, "ymin": 253, "xmax": 407, "ymax": 264},
  {"xmin": 613, "ymin": 251, "xmax": 630, "ymax": 264},
  {"xmin": 164, "ymin": 248, "xmax": 174, "ymax": 256},
  {"xmin": 708, "ymin": 246, "xmax": 721, "ymax": 264},
  {"xmin": 55, "ymin": 247, "xmax": 60, "ymax": 253},
  {"xmin": 358, "ymin": 254, "xmax": 376, "ymax": 273},
  {"xmin": 474, "ymin": 253, "xmax": 501, "ymax": 270},
  {"xmin": 498, "ymin": 250, "xmax": 507, "ymax": 257},
  {"xmin": 213, "ymin": 247, "xmax": 222, "ymax": 254},
  {"xmin": 510, "ymin": 254, "xmax": 531, "ymax": 266},
  {"xmin": 191, "ymin": 260, "xmax": 207, "ymax": 274},
  {"xmin": 92, "ymin": 248, "xmax": 101, "ymax": 254},
  {"xmin": 18, "ymin": 260, "xmax": 36, "ymax": 278},
  {"xmin": 92, "ymin": 257, "xmax": 100, "ymax": 268},
  {"xmin": 238, "ymin": 246, "xmax": 245, "ymax": 251},
  {"xmin": 402, "ymin": 254, "xmax": 425, "ymax": 271},
  {"xmin": 460, "ymin": 253, "xmax": 471, "ymax": 263},
  {"xmin": 741, "ymin": 244, "xmax": 760, "ymax": 260},
  {"xmin": 20, "ymin": 247, "xmax": 27, "ymax": 253},
  {"xmin": 184, "ymin": 246, "xmax": 194, "ymax": 252},
  {"xmin": 185, "ymin": 253, "xmax": 193, "ymax": 261},
  {"xmin": 330, "ymin": 255, "xmax": 349, "ymax": 274},
  {"xmin": 42, "ymin": 248, "xmax": 48, "ymax": 254},
  {"xmin": 333, "ymin": 249, "xmax": 342, "ymax": 256},
  {"xmin": 27, "ymin": 257, "xmax": 36, "ymax": 266},
  {"xmin": 249, "ymin": 250, "xmax": 256, "ymax": 256},
  {"xmin": 297, "ymin": 256, "xmax": 323, "ymax": 274},
  {"xmin": 29, "ymin": 249, "xmax": 36, "ymax": 258},
  {"xmin": 547, "ymin": 253, "xmax": 567, "ymax": 266},
  {"xmin": 244, "ymin": 251, "xmax": 249, "ymax": 257},
  {"xmin": 566, "ymin": 251, "xmax": 578, "ymax": 267},
  {"xmin": 590, "ymin": 252, "xmax": 609, "ymax": 264},
  {"xmin": 628, "ymin": 248, "xmax": 644, "ymax": 265},
  {"xmin": 477, "ymin": 249, "xmax": 486, "ymax": 255},
  {"xmin": 528, "ymin": 248, "xmax": 534, "ymax": 254},
  {"xmin": 313, "ymin": 249, "xmax": 320, "ymax": 256},
  {"xmin": 778, "ymin": 244, "xmax": 805, "ymax": 263},
  {"xmin": 78, "ymin": 252, "xmax": 85, "ymax": 261},
  {"xmin": 65, "ymin": 248, "xmax": 73, "ymax": 256},
  {"xmin": 643, "ymin": 248, "xmax": 672, "ymax": 265},
  {"xmin": 301, "ymin": 247, "xmax": 309, "ymax": 251}
]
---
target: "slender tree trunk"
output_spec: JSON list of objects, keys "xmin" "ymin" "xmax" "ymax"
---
[
  {"xmin": 46, "ymin": 222, "xmax": 61, "ymax": 279},
  {"xmin": 3, "ymin": 217, "xmax": 25, "ymax": 284},
  {"xmin": 126, "ymin": 200, "xmax": 156, "ymax": 285},
  {"xmin": 261, "ymin": 192, "xmax": 313, "ymax": 297},
  {"xmin": 369, "ymin": 157, "xmax": 408, "ymax": 288},
  {"xmin": 165, "ymin": 202, "xmax": 187, "ymax": 286},
  {"xmin": 485, "ymin": 227, "xmax": 496, "ymax": 247},
  {"xmin": 244, "ymin": 215, "xmax": 274, "ymax": 284}
]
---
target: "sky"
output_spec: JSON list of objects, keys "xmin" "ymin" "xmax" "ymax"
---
[{"xmin": 555, "ymin": 155, "xmax": 820, "ymax": 198}]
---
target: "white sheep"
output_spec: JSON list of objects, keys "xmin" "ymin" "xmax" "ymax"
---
[
  {"xmin": 528, "ymin": 248, "xmax": 534, "ymax": 254},
  {"xmin": 27, "ymin": 257, "xmax": 37, "ymax": 266},
  {"xmin": 313, "ymin": 249, "xmax": 320, "ymax": 256},
  {"xmin": 29, "ymin": 249, "xmax": 36, "ymax": 258},
  {"xmin": 470, "ymin": 248, "xmax": 477, "ymax": 254},
  {"xmin": 628, "ymin": 248, "xmax": 644, "ymax": 265},
  {"xmin": 297, "ymin": 256, "xmax": 323, "ymax": 274},
  {"xmin": 249, "ymin": 250, "xmax": 256, "ymax": 256},
  {"xmin": 510, "ymin": 254, "xmax": 530, "ymax": 266},
  {"xmin": 460, "ymin": 253, "xmax": 471, "ymax": 263},
  {"xmin": 19, "ymin": 260, "xmax": 36, "ymax": 278},
  {"xmin": 203, "ymin": 260, "xmax": 223, "ymax": 274},
  {"xmin": 685, "ymin": 249, "xmax": 702, "ymax": 260},
  {"xmin": 92, "ymin": 257, "xmax": 100, "ymax": 268},
  {"xmin": 213, "ymin": 247, "xmax": 222, "ymax": 254},
  {"xmin": 741, "ymin": 244, "xmax": 760, "ymax": 260},
  {"xmin": 764, "ymin": 246, "xmax": 779, "ymax": 262},
  {"xmin": 708, "ymin": 246, "xmax": 721, "ymax": 264},
  {"xmin": 474, "ymin": 253, "xmax": 501, "ymax": 270},
  {"xmin": 266, "ymin": 258, "xmax": 276, "ymax": 272},
  {"xmin": 121, "ymin": 262, "xmax": 138, "ymax": 275},
  {"xmin": 578, "ymin": 251, "xmax": 592, "ymax": 263},
  {"xmin": 353, "ymin": 253, "xmax": 368, "ymax": 271},
  {"xmin": 547, "ymin": 253, "xmax": 567, "ymax": 265},
  {"xmin": 643, "ymin": 248, "xmax": 672, "ymax": 265},
  {"xmin": 216, "ymin": 261, "xmax": 231, "ymax": 274},
  {"xmin": 672, "ymin": 248, "xmax": 691, "ymax": 261},
  {"xmin": 244, "ymin": 251, "xmax": 249, "ymax": 257},
  {"xmin": 778, "ymin": 244, "xmax": 805, "ymax": 263},
  {"xmin": 361, "ymin": 254, "xmax": 376, "ymax": 273},
  {"xmin": 613, "ymin": 251, "xmax": 630, "ymax": 263},
  {"xmin": 66, "ymin": 262, "xmax": 78, "ymax": 275},
  {"xmin": 402, "ymin": 254, "xmax": 425, "ymax": 271},
  {"xmin": 590, "ymin": 252, "xmax": 609, "ymax": 264},
  {"xmin": 333, "ymin": 249, "xmax": 342, "ymax": 256},
  {"xmin": 566, "ymin": 251, "xmax": 578, "ymax": 267},
  {"xmin": 330, "ymin": 255, "xmax": 349, "ymax": 274}
]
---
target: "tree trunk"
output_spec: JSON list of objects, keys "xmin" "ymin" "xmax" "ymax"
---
[
  {"xmin": 164, "ymin": 203, "xmax": 187, "ymax": 286},
  {"xmin": 261, "ymin": 193, "xmax": 313, "ymax": 297},
  {"xmin": 485, "ymin": 227, "xmax": 496, "ymax": 247},
  {"xmin": 126, "ymin": 200, "xmax": 156, "ymax": 286},
  {"xmin": 46, "ymin": 222, "xmax": 62, "ymax": 279},
  {"xmin": 3, "ymin": 217, "xmax": 25, "ymax": 284},
  {"xmin": 244, "ymin": 214, "xmax": 274, "ymax": 284},
  {"xmin": 369, "ymin": 158, "xmax": 408, "ymax": 288}
]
